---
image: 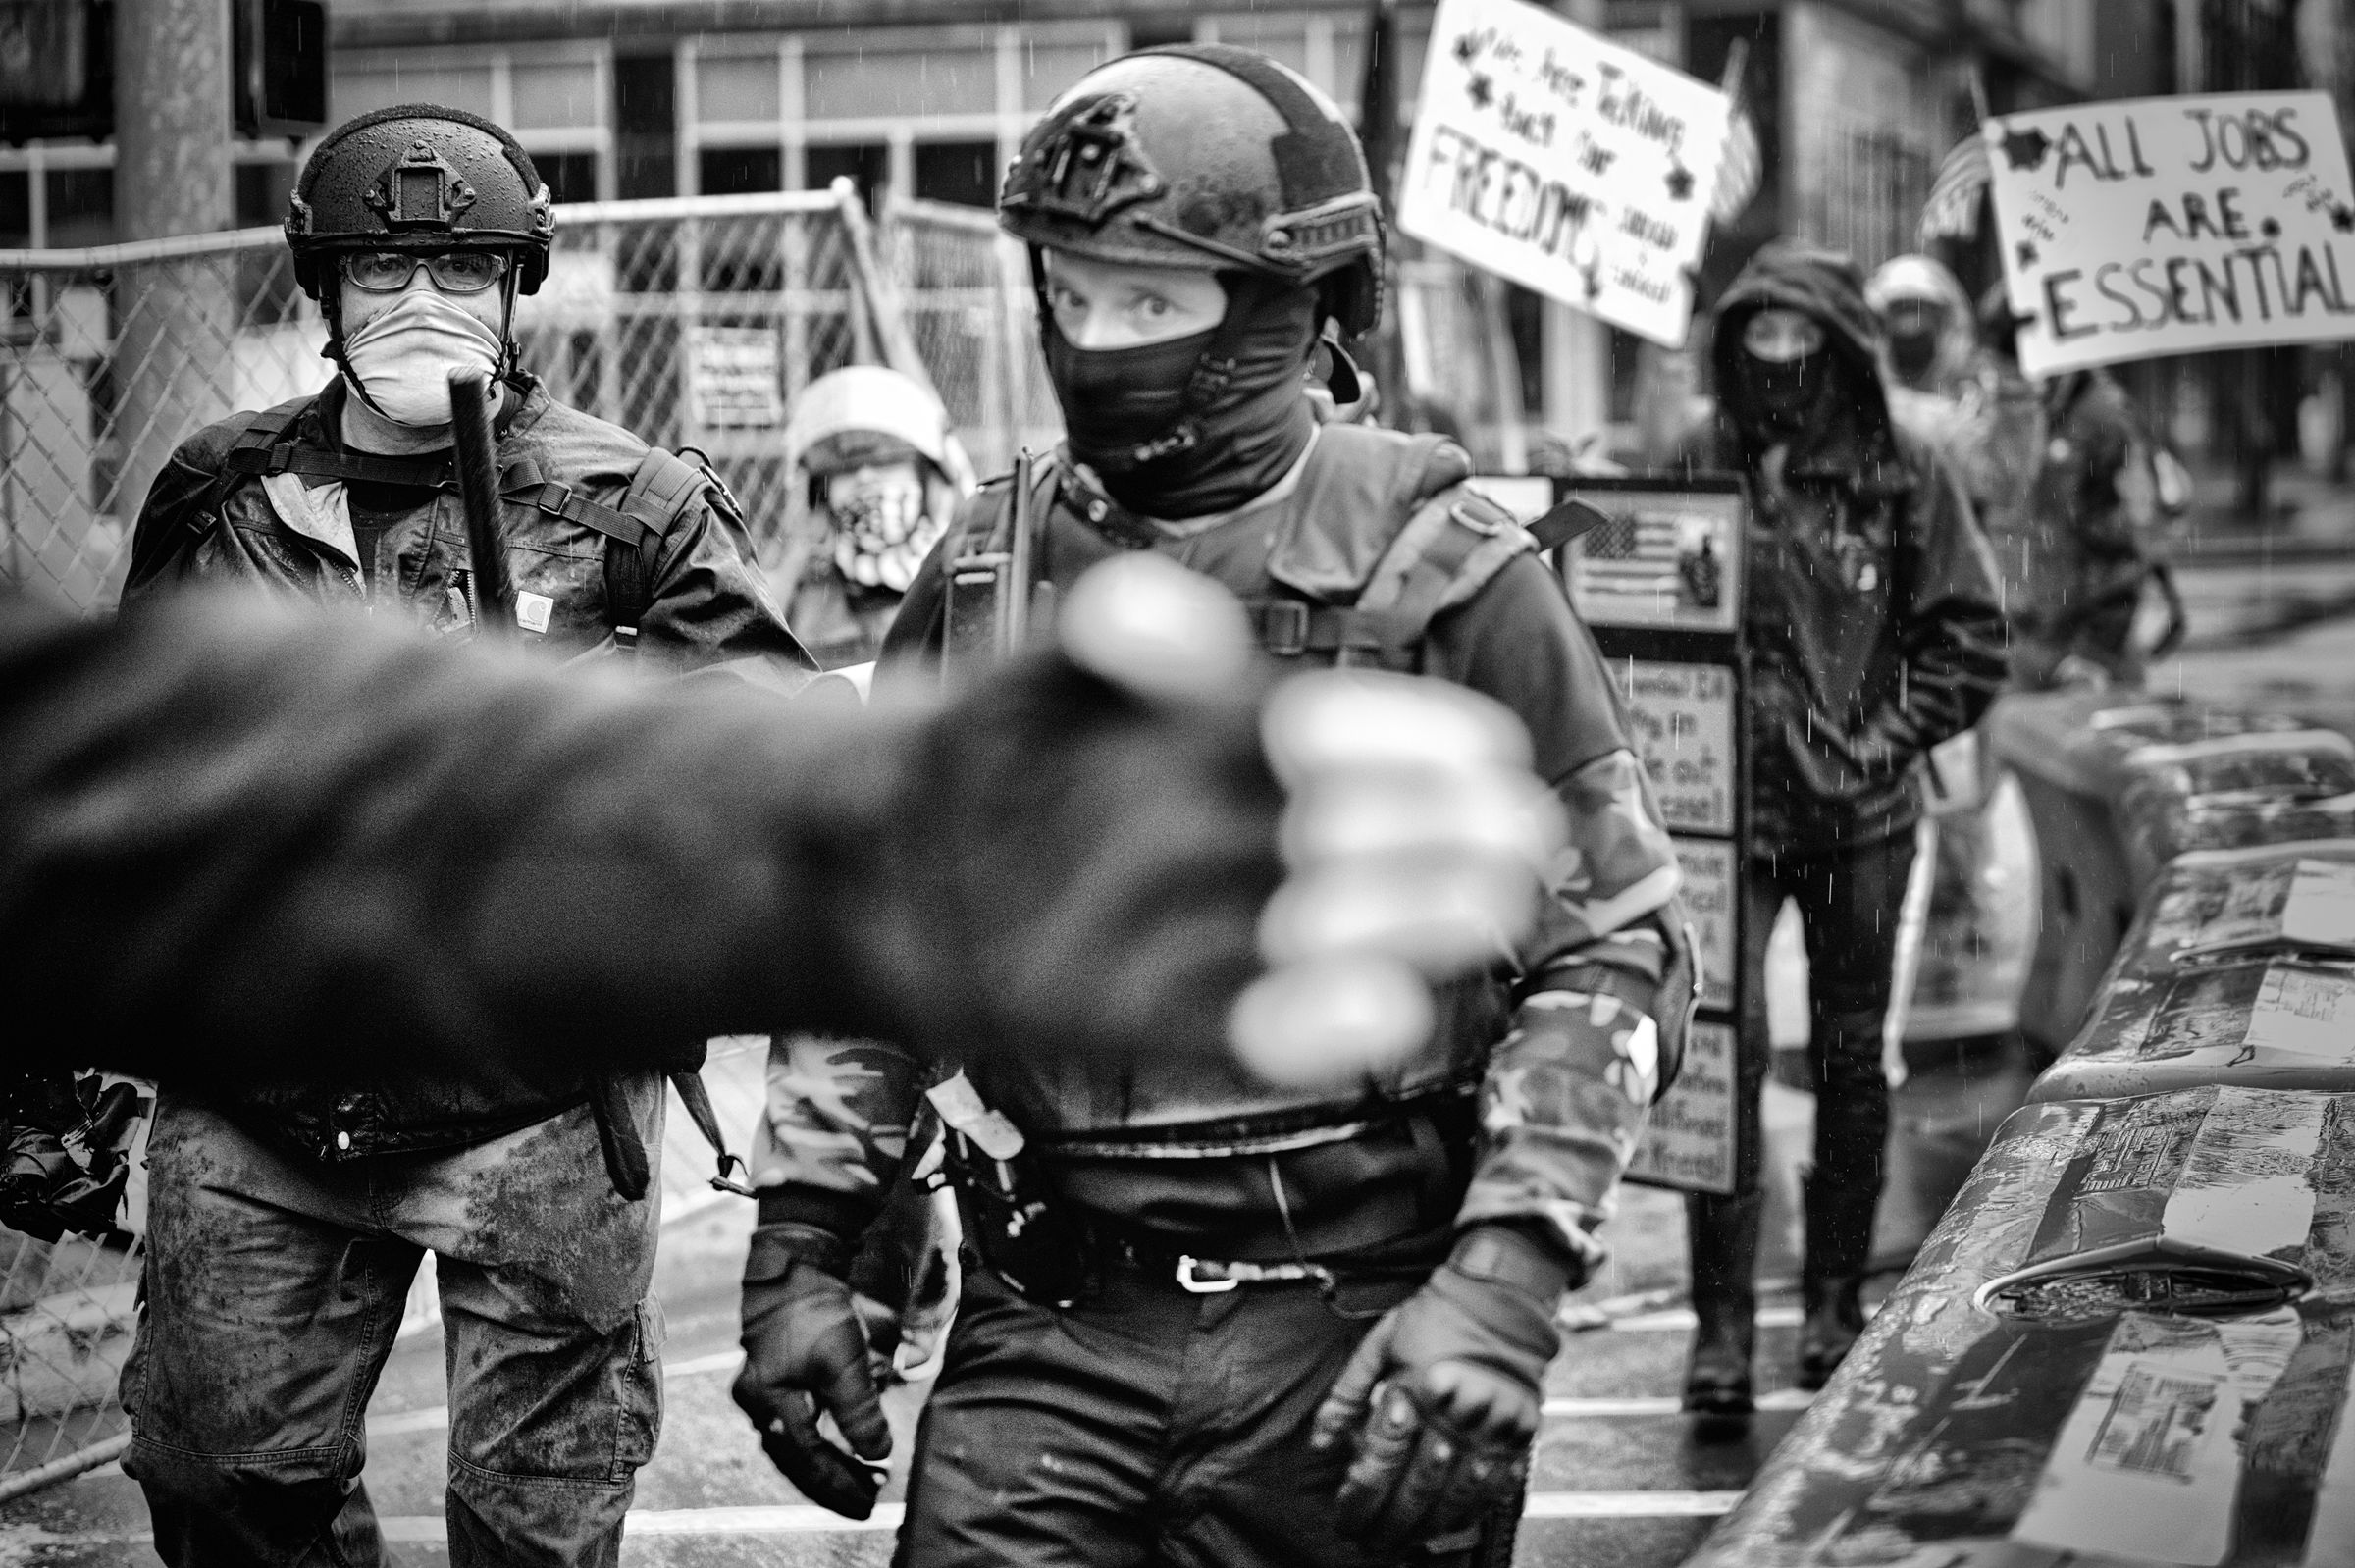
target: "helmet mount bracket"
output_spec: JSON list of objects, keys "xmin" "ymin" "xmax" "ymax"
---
[
  {"xmin": 1008, "ymin": 93, "xmax": 1166, "ymax": 225},
  {"xmin": 366, "ymin": 141, "xmax": 479, "ymax": 232}
]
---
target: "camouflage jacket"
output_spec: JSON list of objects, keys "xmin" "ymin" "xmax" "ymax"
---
[{"xmin": 752, "ymin": 425, "xmax": 1684, "ymax": 1278}]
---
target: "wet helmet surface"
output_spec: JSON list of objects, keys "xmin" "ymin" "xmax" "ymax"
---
[
  {"xmin": 999, "ymin": 44, "xmax": 1384, "ymax": 338},
  {"xmin": 288, "ymin": 103, "xmax": 556, "ymax": 299}
]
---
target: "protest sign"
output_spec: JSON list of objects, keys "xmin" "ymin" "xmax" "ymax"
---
[
  {"xmin": 1396, "ymin": 0, "xmax": 1732, "ymax": 346},
  {"xmin": 1985, "ymin": 90, "xmax": 2355, "ymax": 378}
]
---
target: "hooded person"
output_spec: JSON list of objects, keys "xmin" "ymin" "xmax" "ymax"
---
[
  {"xmin": 781, "ymin": 365, "xmax": 970, "ymax": 667},
  {"xmin": 1674, "ymin": 242, "xmax": 2007, "ymax": 1416},
  {"xmin": 1866, "ymin": 253, "xmax": 1980, "ymax": 463},
  {"xmin": 1865, "ymin": 253, "xmax": 1977, "ymax": 398},
  {"xmin": 730, "ymin": 43, "xmax": 1699, "ymax": 1568},
  {"xmin": 113, "ymin": 104, "xmax": 814, "ymax": 1568}
]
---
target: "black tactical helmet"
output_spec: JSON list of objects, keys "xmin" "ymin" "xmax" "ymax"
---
[
  {"xmin": 1000, "ymin": 45, "xmax": 1384, "ymax": 339},
  {"xmin": 288, "ymin": 104, "xmax": 556, "ymax": 301}
]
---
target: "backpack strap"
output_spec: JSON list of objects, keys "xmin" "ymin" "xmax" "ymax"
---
[{"xmin": 183, "ymin": 396, "xmax": 323, "ymax": 536}]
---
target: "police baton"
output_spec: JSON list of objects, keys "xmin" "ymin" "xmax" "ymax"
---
[{"xmin": 447, "ymin": 369, "xmax": 516, "ymax": 638}]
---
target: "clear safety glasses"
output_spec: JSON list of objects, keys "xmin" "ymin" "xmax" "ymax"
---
[{"xmin": 341, "ymin": 250, "xmax": 511, "ymax": 294}]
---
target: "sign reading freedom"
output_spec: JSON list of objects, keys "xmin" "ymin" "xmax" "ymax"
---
[
  {"xmin": 1396, "ymin": 0, "xmax": 1731, "ymax": 346},
  {"xmin": 1988, "ymin": 90, "xmax": 2355, "ymax": 378}
]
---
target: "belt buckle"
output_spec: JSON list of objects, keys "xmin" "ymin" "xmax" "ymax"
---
[{"xmin": 1176, "ymin": 1255, "xmax": 1240, "ymax": 1293}]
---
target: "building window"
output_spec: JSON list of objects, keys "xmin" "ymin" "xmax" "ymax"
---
[
  {"xmin": 697, "ymin": 53, "xmax": 781, "ymax": 123},
  {"xmin": 805, "ymin": 142, "xmax": 888, "ymax": 210},
  {"xmin": 614, "ymin": 52, "xmax": 676, "ymax": 201},
  {"xmin": 512, "ymin": 60, "xmax": 602, "ymax": 131},
  {"xmin": 43, "ymin": 167, "xmax": 112, "ymax": 248},
  {"xmin": 805, "ymin": 44, "xmax": 995, "ymax": 121},
  {"xmin": 534, "ymin": 151, "xmax": 599, "ymax": 204},
  {"xmin": 913, "ymin": 140, "xmax": 998, "ymax": 208},
  {"xmin": 701, "ymin": 145, "xmax": 783, "ymax": 196},
  {"xmin": 0, "ymin": 170, "xmax": 28, "ymax": 246}
]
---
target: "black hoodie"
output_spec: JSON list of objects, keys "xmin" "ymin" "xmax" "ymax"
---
[{"xmin": 1683, "ymin": 242, "xmax": 2008, "ymax": 856}]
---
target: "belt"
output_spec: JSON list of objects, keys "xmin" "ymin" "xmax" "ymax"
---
[{"xmin": 1097, "ymin": 1229, "xmax": 1441, "ymax": 1298}]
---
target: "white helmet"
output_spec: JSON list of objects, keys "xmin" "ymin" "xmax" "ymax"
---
[{"xmin": 785, "ymin": 366, "xmax": 954, "ymax": 478}]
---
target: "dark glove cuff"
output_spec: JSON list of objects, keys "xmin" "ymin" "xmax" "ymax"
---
[
  {"xmin": 744, "ymin": 1220, "xmax": 853, "ymax": 1285},
  {"xmin": 1448, "ymin": 1222, "xmax": 1579, "ymax": 1307}
]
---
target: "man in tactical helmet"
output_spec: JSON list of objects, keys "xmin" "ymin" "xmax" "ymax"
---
[
  {"xmin": 115, "ymin": 105, "xmax": 809, "ymax": 1568},
  {"xmin": 731, "ymin": 46, "xmax": 1695, "ymax": 1567}
]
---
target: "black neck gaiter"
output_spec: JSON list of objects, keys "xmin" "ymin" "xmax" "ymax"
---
[{"xmin": 1045, "ymin": 275, "xmax": 1320, "ymax": 520}]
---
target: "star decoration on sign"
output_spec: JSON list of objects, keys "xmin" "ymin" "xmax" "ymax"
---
[
  {"xmin": 1665, "ymin": 164, "xmax": 1694, "ymax": 200},
  {"xmin": 2015, "ymin": 240, "xmax": 2039, "ymax": 269},
  {"xmin": 2334, "ymin": 204, "xmax": 2355, "ymax": 234},
  {"xmin": 2000, "ymin": 125, "xmax": 2052, "ymax": 171},
  {"xmin": 1467, "ymin": 73, "xmax": 1493, "ymax": 109},
  {"xmin": 1453, "ymin": 33, "xmax": 1479, "ymax": 67},
  {"xmin": 2261, "ymin": 217, "xmax": 2282, "ymax": 240}
]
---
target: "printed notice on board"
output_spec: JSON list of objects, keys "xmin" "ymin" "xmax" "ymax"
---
[
  {"xmin": 1613, "ymin": 660, "xmax": 1736, "ymax": 836},
  {"xmin": 1627, "ymin": 1019, "xmax": 1734, "ymax": 1195},
  {"xmin": 687, "ymin": 325, "xmax": 786, "ymax": 429},
  {"xmin": 1396, "ymin": 0, "xmax": 1732, "ymax": 345},
  {"xmin": 1986, "ymin": 90, "xmax": 2355, "ymax": 379}
]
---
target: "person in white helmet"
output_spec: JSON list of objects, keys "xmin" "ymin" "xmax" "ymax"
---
[{"xmin": 782, "ymin": 365, "xmax": 970, "ymax": 667}]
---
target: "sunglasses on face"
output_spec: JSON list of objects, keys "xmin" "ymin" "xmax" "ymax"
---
[{"xmin": 341, "ymin": 250, "xmax": 511, "ymax": 293}]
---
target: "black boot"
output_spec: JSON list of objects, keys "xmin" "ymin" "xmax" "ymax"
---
[
  {"xmin": 1798, "ymin": 1175, "xmax": 1877, "ymax": 1390},
  {"xmin": 1682, "ymin": 1191, "xmax": 1763, "ymax": 1421}
]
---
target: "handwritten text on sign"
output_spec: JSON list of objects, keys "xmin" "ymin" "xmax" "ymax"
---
[
  {"xmin": 1627, "ymin": 1019, "xmax": 1735, "ymax": 1195},
  {"xmin": 1397, "ymin": 0, "xmax": 1731, "ymax": 346},
  {"xmin": 1987, "ymin": 91, "xmax": 2355, "ymax": 378},
  {"xmin": 1614, "ymin": 659, "xmax": 1737, "ymax": 836}
]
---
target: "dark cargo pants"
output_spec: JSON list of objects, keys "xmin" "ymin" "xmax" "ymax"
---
[
  {"xmin": 895, "ymin": 1262, "xmax": 1494, "ymax": 1568},
  {"xmin": 122, "ymin": 1089, "xmax": 665, "ymax": 1568}
]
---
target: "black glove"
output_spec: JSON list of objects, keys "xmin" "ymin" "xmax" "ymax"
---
[
  {"xmin": 1309, "ymin": 1225, "xmax": 1571, "ymax": 1543},
  {"xmin": 730, "ymin": 1223, "xmax": 893, "ymax": 1519}
]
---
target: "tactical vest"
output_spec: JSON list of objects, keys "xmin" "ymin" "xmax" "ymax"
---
[
  {"xmin": 941, "ymin": 424, "xmax": 1543, "ymax": 1156},
  {"xmin": 192, "ymin": 392, "xmax": 716, "ymax": 644}
]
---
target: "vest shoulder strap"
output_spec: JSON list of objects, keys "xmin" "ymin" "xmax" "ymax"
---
[
  {"xmin": 601, "ymin": 448, "xmax": 711, "ymax": 641},
  {"xmin": 1255, "ymin": 484, "xmax": 1534, "ymax": 670}
]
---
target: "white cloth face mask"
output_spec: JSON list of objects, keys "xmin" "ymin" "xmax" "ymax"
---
[{"xmin": 340, "ymin": 291, "xmax": 506, "ymax": 428}]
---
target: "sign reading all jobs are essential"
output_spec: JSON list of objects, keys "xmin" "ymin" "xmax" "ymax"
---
[
  {"xmin": 1397, "ymin": 0, "xmax": 1733, "ymax": 346},
  {"xmin": 1987, "ymin": 90, "xmax": 2355, "ymax": 379}
]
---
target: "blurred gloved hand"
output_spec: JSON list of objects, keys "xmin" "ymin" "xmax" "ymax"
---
[
  {"xmin": 871, "ymin": 552, "xmax": 1565, "ymax": 1086},
  {"xmin": 731, "ymin": 1223, "xmax": 893, "ymax": 1519},
  {"xmin": 1308, "ymin": 1225, "xmax": 1570, "ymax": 1544}
]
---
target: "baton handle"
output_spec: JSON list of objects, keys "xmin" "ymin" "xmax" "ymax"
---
[{"xmin": 448, "ymin": 369, "xmax": 515, "ymax": 638}]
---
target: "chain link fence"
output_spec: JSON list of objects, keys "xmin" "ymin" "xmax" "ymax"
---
[{"xmin": 0, "ymin": 188, "xmax": 1057, "ymax": 616}]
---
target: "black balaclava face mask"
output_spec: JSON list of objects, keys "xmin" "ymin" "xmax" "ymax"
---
[
  {"xmin": 1044, "ymin": 270, "xmax": 1320, "ymax": 520},
  {"xmin": 1887, "ymin": 326, "xmax": 1939, "ymax": 387},
  {"xmin": 1731, "ymin": 316, "xmax": 1833, "ymax": 442}
]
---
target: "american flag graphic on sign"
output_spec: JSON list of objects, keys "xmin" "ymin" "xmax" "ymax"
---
[{"xmin": 1576, "ymin": 507, "xmax": 1684, "ymax": 603}]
